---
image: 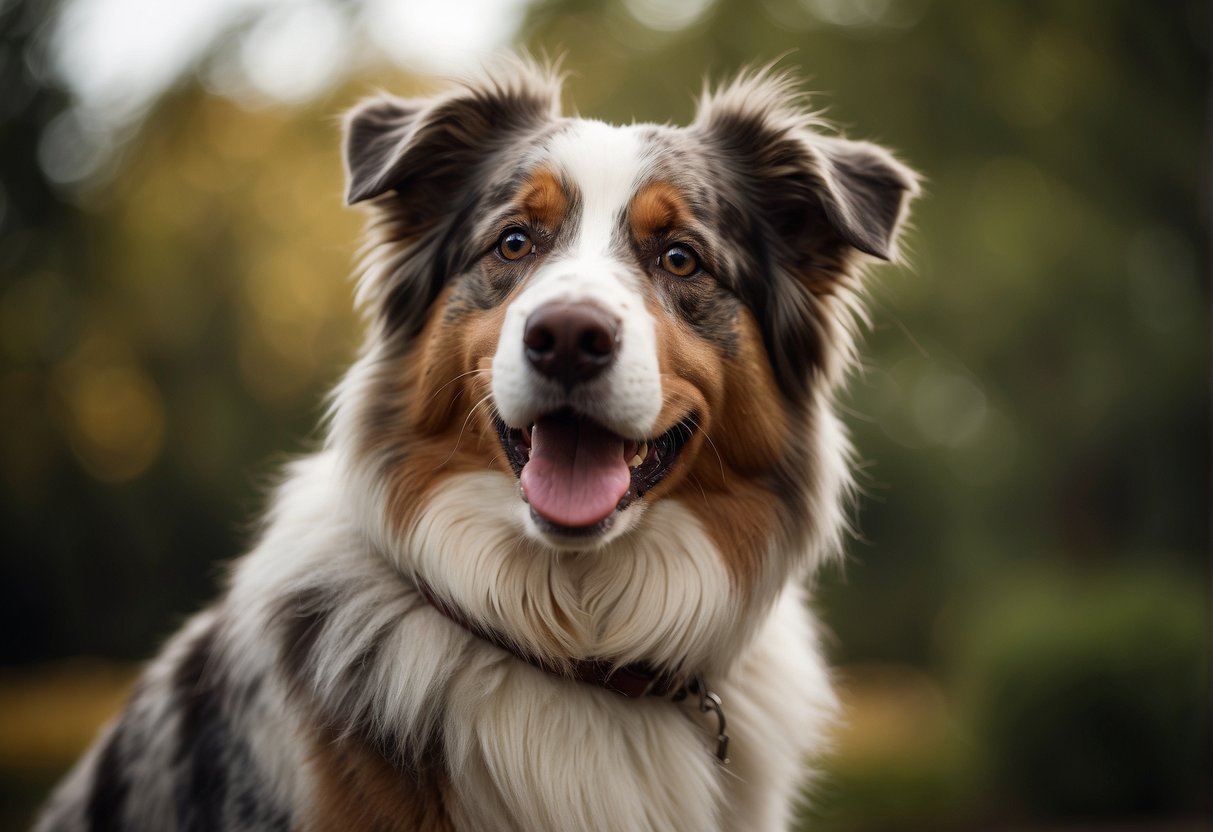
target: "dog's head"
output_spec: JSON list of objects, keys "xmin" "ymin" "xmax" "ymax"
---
[{"xmin": 332, "ymin": 61, "xmax": 915, "ymax": 656}]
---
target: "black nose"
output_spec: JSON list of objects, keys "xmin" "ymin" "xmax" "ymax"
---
[{"xmin": 523, "ymin": 301, "xmax": 620, "ymax": 388}]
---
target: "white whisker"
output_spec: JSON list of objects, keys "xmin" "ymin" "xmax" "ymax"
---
[
  {"xmin": 440, "ymin": 391, "xmax": 496, "ymax": 468},
  {"xmin": 682, "ymin": 414, "xmax": 727, "ymax": 487},
  {"xmin": 429, "ymin": 368, "xmax": 493, "ymax": 403}
]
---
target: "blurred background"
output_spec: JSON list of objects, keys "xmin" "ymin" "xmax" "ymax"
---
[{"xmin": 0, "ymin": 0, "xmax": 1208, "ymax": 828}]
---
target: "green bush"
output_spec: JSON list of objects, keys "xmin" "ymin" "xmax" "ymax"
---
[{"xmin": 949, "ymin": 566, "xmax": 1209, "ymax": 820}]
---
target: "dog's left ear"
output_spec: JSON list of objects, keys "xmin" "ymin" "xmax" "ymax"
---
[
  {"xmin": 804, "ymin": 135, "xmax": 919, "ymax": 261},
  {"xmin": 692, "ymin": 72, "xmax": 919, "ymax": 395},
  {"xmin": 692, "ymin": 74, "xmax": 918, "ymax": 262}
]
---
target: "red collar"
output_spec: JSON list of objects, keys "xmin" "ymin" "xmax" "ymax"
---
[{"xmin": 417, "ymin": 580, "xmax": 686, "ymax": 698}]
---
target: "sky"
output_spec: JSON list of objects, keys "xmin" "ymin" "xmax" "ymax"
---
[
  {"xmin": 38, "ymin": 0, "xmax": 920, "ymax": 187},
  {"xmin": 50, "ymin": 0, "xmax": 533, "ymax": 126}
]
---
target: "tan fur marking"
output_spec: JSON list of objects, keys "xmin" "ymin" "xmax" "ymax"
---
[
  {"xmin": 360, "ymin": 283, "xmax": 585, "ymax": 659},
  {"xmin": 689, "ymin": 310, "xmax": 788, "ymax": 585},
  {"xmin": 645, "ymin": 293, "xmax": 788, "ymax": 589},
  {"xmin": 518, "ymin": 167, "xmax": 568, "ymax": 230},
  {"xmin": 629, "ymin": 181, "xmax": 692, "ymax": 241},
  {"xmin": 709, "ymin": 310, "xmax": 792, "ymax": 476},
  {"xmin": 371, "ymin": 287, "xmax": 511, "ymax": 537},
  {"xmin": 305, "ymin": 730, "xmax": 455, "ymax": 832}
]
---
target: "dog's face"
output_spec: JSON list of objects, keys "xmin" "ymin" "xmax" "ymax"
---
[{"xmin": 339, "ymin": 64, "xmax": 915, "ymax": 591}]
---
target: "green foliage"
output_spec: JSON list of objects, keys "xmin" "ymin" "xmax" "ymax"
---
[
  {"xmin": 805, "ymin": 736, "xmax": 969, "ymax": 832},
  {"xmin": 949, "ymin": 567, "xmax": 1210, "ymax": 819}
]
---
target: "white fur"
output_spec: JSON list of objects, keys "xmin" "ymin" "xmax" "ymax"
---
[
  {"xmin": 492, "ymin": 122, "xmax": 664, "ymax": 443},
  {"xmin": 401, "ymin": 472, "xmax": 743, "ymax": 671},
  {"xmin": 216, "ymin": 453, "xmax": 835, "ymax": 832}
]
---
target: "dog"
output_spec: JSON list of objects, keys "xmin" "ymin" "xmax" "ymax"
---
[{"xmin": 35, "ymin": 59, "xmax": 917, "ymax": 832}]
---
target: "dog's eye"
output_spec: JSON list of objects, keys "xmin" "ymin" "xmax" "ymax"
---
[
  {"xmin": 498, "ymin": 229, "xmax": 534, "ymax": 261},
  {"xmin": 658, "ymin": 244, "xmax": 699, "ymax": 277}
]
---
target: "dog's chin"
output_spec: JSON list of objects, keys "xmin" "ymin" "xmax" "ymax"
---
[
  {"xmin": 520, "ymin": 502, "xmax": 643, "ymax": 551},
  {"xmin": 495, "ymin": 408, "xmax": 695, "ymax": 551}
]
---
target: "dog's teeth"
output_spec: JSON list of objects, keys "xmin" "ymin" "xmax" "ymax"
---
[{"xmin": 627, "ymin": 442, "xmax": 648, "ymax": 468}]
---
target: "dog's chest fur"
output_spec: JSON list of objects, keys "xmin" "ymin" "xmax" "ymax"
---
[
  {"xmin": 39, "ymin": 454, "xmax": 833, "ymax": 832},
  {"xmin": 240, "ymin": 456, "xmax": 837, "ymax": 832}
]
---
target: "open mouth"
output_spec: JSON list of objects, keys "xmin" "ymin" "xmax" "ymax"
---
[{"xmin": 495, "ymin": 408, "xmax": 695, "ymax": 536}]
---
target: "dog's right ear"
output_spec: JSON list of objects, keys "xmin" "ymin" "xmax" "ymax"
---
[
  {"xmin": 343, "ymin": 97, "xmax": 428, "ymax": 205},
  {"xmin": 343, "ymin": 65, "xmax": 562, "ymax": 210},
  {"xmin": 341, "ymin": 62, "xmax": 562, "ymax": 337}
]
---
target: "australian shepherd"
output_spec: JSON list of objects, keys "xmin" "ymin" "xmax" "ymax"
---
[{"xmin": 36, "ymin": 59, "xmax": 917, "ymax": 832}]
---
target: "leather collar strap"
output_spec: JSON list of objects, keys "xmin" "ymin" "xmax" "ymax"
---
[{"xmin": 417, "ymin": 580, "xmax": 686, "ymax": 699}]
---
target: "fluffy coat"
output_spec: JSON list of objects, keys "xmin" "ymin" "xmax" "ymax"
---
[{"xmin": 36, "ymin": 60, "xmax": 917, "ymax": 832}]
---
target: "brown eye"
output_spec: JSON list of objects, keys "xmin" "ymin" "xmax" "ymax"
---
[
  {"xmin": 498, "ymin": 229, "xmax": 533, "ymax": 261},
  {"xmin": 658, "ymin": 244, "xmax": 698, "ymax": 277}
]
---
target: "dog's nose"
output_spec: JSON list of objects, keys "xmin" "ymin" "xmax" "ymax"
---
[{"xmin": 523, "ymin": 301, "xmax": 619, "ymax": 388}]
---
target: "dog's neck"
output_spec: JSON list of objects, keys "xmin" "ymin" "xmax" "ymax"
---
[
  {"xmin": 376, "ymin": 471, "xmax": 762, "ymax": 677},
  {"xmin": 415, "ymin": 576, "xmax": 733, "ymax": 764},
  {"xmin": 416, "ymin": 577, "xmax": 688, "ymax": 698}
]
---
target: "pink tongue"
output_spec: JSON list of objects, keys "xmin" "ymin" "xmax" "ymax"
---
[{"xmin": 520, "ymin": 413, "xmax": 631, "ymax": 529}]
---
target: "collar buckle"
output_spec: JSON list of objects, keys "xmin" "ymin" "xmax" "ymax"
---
[{"xmin": 691, "ymin": 674, "xmax": 730, "ymax": 765}]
